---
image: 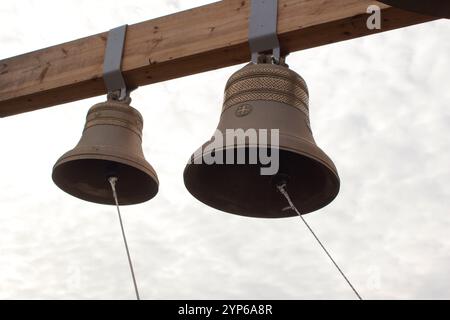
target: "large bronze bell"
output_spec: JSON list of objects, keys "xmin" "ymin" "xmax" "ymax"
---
[
  {"xmin": 377, "ymin": 0, "xmax": 450, "ymax": 18},
  {"xmin": 184, "ymin": 63, "xmax": 340, "ymax": 218},
  {"xmin": 52, "ymin": 99, "xmax": 159, "ymax": 205}
]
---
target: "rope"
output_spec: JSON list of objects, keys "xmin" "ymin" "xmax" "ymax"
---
[
  {"xmin": 277, "ymin": 184, "xmax": 363, "ymax": 300},
  {"xmin": 109, "ymin": 177, "xmax": 141, "ymax": 300}
]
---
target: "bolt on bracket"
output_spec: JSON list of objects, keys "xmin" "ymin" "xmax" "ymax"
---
[
  {"xmin": 103, "ymin": 25, "xmax": 129, "ymax": 101},
  {"xmin": 249, "ymin": 0, "xmax": 281, "ymax": 64}
]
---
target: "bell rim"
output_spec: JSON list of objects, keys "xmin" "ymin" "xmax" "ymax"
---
[
  {"xmin": 186, "ymin": 136, "xmax": 339, "ymax": 179},
  {"xmin": 53, "ymin": 151, "xmax": 159, "ymax": 181},
  {"xmin": 52, "ymin": 152, "xmax": 159, "ymax": 206},
  {"xmin": 184, "ymin": 144, "xmax": 340, "ymax": 219}
]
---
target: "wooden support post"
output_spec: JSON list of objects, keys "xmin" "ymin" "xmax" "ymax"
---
[{"xmin": 0, "ymin": 0, "xmax": 436, "ymax": 117}]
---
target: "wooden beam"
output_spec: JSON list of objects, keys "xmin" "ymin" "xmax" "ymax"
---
[{"xmin": 0, "ymin": 0, "xmax": 436, "ymax": 117}]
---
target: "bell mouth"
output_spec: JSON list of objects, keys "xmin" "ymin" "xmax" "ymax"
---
[
  {"xmin": 52, "ymin": 154, "xmax": 159, "ymax": 206},
  {"xmin": 184, "ymin": 146, "xmax": 340, "ymax": 219}
]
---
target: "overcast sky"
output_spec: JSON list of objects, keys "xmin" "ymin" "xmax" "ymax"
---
[{"xmin": 0, "ymin": 1, "xmax": 449, "ymax": 300}]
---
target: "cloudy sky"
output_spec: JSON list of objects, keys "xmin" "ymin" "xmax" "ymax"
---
[{"xmin": 0, "ymin": 1, "xmax": 449, "ymax": 300}]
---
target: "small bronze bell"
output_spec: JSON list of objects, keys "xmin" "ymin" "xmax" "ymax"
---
[
  {"xmin": 184, "ymin": 63, "xmax": 340, "ymax": 218},
  {"xmin": 378, "ymin": 0, "xmax": 449, "ymax": 18},
  {"xmin": 52, "ymin": 99, "xmax": 159, "ymax": 205}
]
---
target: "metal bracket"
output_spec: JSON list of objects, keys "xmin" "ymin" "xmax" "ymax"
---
[
  {"xmin": 103, "ymin": 25, "xmax": 128, "ymax": 101},
  {"xmin": 249, "ymin": 0, "xmax": 281, "ymax": 64}
]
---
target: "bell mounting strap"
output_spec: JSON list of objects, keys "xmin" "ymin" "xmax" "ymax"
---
[
  {"xmin": 104, "ymin": 25, "xmax": 128, "ymax": 101},
  {"xmin": 249, "ymin": 0, "xmax": 281, "ymax": 64}
]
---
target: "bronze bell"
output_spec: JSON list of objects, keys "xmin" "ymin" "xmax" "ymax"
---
[
  {"xmin": 377, "ymin": 0, "xmax": 449, "ymax": 19},
  {"xmin": 52, "ymin": 99, "xmax": 159, "ymax": 205},
  {"xmin": 184, "ymin": 63, "xmax": 340, "ymax": 218}
]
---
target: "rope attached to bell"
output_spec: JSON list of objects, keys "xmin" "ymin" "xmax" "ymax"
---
[
  {"xmin": 104, "ymin": 25, "xmax": 141, "ymax": 300},
  {"xmin": 276, "ymin": 182, "xmax": 363, "ymax": 300},
  {"xmin": 109, "ymin": 177, "xmax": 141, "ymax": 300}
]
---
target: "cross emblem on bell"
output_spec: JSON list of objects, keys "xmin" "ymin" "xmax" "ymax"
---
[{"xmin": 235, "ymin": 104, "xmax": 253, "ymax": 117}]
